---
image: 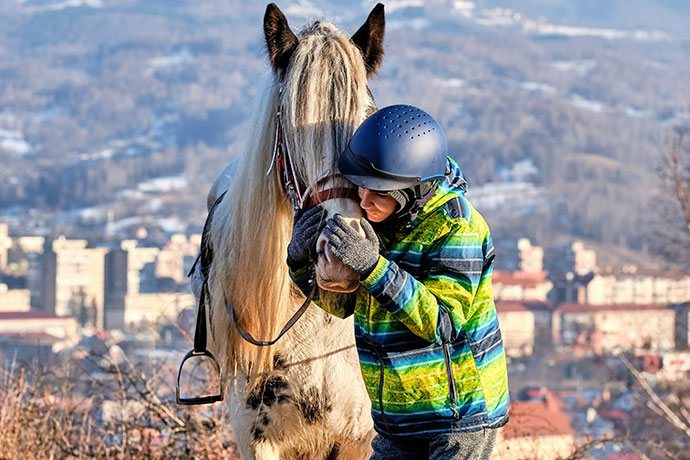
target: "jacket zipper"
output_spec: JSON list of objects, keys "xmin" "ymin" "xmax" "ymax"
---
[{"xmin": 442, "ymin": 341, "xmax": 459, "ymax": 418}]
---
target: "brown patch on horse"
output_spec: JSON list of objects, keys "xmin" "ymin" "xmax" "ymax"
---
[
  {"xmin": 351, "ymin": 3, "xmax": 385, "ymax": 77},
  {"xmin": 264, "ymin": 3, "xmax": 298, "ymax": 74}
]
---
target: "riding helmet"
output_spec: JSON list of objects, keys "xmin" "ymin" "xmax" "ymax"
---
[{"xmin": 338, "ymin": 104, "xmax": 448, "ymax": 191}]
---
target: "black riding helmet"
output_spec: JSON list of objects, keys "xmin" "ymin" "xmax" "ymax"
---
[{"xmin": 338, "ymin": 104, "xmax": 448, "ymax": 191}]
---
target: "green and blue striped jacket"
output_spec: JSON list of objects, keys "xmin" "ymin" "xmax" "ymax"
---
[{"xmin": 290, "ymin": 158, "xmax": 510, "ymax": 438}]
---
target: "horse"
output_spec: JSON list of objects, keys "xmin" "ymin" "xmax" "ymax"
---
[{"xmin": 205, "ymin": 4, "xmax": 385, "ymax": 459}]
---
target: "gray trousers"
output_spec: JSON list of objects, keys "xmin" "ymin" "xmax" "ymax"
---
[{"xmin": 370, "ymin": 428, "xmax": 497, "ymax": 460}]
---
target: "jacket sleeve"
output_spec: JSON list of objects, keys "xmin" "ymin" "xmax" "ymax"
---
[
  {"xmin": 360, "ymin": 222, "xmax": 494, "ymax": 343},
  {"xmin": 288, "ymin": 264, "xmax": 356, "ymax": 319}
]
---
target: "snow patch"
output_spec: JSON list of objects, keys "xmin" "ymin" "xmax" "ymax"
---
[
  {"xmin": 498, "ymin": 159, "xmax": 539, "ymax": 183},
  {"xmin": 21, "ymin": 0, "xmax": 104, "ymax": 13},
  {"xmin": 453, "ymin": 1, "xmax": 475, "ymax": 17},
  {"xmin": 469, "ymin": 182, "xmax": 545, "ymax": 213},
  {"xmin": 283, "ymin": 0, "xmax": 324, "ymax": 18},
  {"xmin": 137, "ymin": 175, "xmax": 187, "ymax": 193},
  {"xmin": 520, "ymin": 81, "xmax": 556, "ymax": 94},
  {"xmin": 146, "ymin": 48, "xmax": 193, "ymax": 75},
  {"xmin": 462, "ymin": 5, "xmax": 671, "ymax": 42},
  {"xmin": 569, "ymin": 94, "xmax": 606, "ymax": 113},
  {"xmin": 388, "ymin": 18, "xmax": 429, "ymax": 30},
  {"xmin": 624, "ymin": 107, "xmax": 652, "ymax": 119},
  {"xmin": 436, "ymin": 78, "xmax": 466, "ymax": 88},
  {"xmin": 551, "ymin": 60, "xmax": 597, "ymax": 75},
  {"xmin": 384, "ymin": 0, "xmax": 426, "ymax": 13},
  {"xmin": 522, "ymin": 19, "xmax": 671, "ymax": 41},
  {"xmin": 0, "ymin": 128, "xmax": 31, "ymax": 155}
]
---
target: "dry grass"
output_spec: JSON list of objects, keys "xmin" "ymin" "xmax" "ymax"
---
[{"xmin": 0, "ymin": 355, "xmax": 238, "ymax": 460}]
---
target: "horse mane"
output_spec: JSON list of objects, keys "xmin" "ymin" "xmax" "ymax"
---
[{"xmin": 208, "ymin": 21, "xmax": 374, "ymax": 379}]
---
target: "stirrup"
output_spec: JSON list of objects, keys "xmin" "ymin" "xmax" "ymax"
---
[{"xmin": 175, "ymin": 349, "xmax": 224, "ymax": 405}]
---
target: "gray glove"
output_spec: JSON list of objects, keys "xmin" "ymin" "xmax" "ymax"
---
[
  {"xmin": 323, "ymin": 214, "xmax": 380, "ymax": 278},
  {"xmin": 287, "ymin": 205, "xmax": 327, "ymax": 269}
]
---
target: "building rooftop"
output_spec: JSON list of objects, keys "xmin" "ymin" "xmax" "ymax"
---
[
  {"xmin": 0, "ymin": 331, "xmax": 61, "ymax": 345},
  {"xmin": 557, "ymin": 303, "xmax": 672, "ymax": 313},
  {"xmin": 0, "ymin": 311, "xmax": 62, "ymax": 320},
  {"xmin": 502, "ymin": 395, "xmax": 576, "ymax": 439},
  {"xmin": 494, "ymin": 270, "xmax": 550, "ymax": 288},
  {"xmin": 496, "ymin": 300, "xmax": 553, "ymax": 313}
]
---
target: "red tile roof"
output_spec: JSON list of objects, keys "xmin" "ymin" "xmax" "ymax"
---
[
  {"xmin": 496, "ymin": 300, "xmax": 553, "ymax": 313},
  {"xmin": 557, "ymin": 303, "xmax": 671, "ymax": 313},
  {"xmin": 0, "ymin": 311, "xmax": 61, "ymax": 320},
  {"xmin": 502, "ymin": 396, "xmax": 576, "ymax": 439},
  {"xmin": 494, "ymin": 270, "xmax": 550, "ymax": 287},
  {"xmin": 0, "ymin": 331, "xmax": 61, "ymax": 345}
]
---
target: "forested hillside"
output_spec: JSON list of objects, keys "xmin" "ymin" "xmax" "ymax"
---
[{"xmin": 1, "ymin": 0, "xmax": 688, "ymax": 265}]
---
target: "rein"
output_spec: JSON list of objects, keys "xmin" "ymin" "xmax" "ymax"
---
[
  {"xmin": 230, "ymin": 102, "xmax": 356, "ymax": 346},
  {"xmin": 176, "ymin": 94, "xmax": 360, "ymax": 405}
]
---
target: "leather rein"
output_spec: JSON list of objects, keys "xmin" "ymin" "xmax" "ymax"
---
[{"xmin": 194, "ymin": 100, "xmax": 359, "ymax": 352}]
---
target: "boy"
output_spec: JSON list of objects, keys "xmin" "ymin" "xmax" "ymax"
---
[{"xmin": 288, "ymin": 105, "xmax": 509, "ymax": 460}]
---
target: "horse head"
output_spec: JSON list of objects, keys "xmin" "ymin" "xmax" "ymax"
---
[
  {"xmin": 207, "ymin": 3, "xmax": 385, "ymax": 379},
  {"xmin": 264, "ymin": 3, "xmax": 384, "ymax": 293}
]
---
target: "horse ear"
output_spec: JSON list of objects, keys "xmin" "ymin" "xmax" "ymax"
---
[
  {"xmin": 351, "ymin": 3, "xmax": 385, "ymax": 77},
  {"xmin": 264, "ymin": 3, "xmax": 298, "ymax": 74}
]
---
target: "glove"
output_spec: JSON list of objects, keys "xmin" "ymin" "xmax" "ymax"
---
[
  {"xmin": 323, "ymin": 214, "xmax": 380, "ymax": 278},
  {"xmin": 287, "ymin": 205, "xmax": 327, "ymax": 269}
]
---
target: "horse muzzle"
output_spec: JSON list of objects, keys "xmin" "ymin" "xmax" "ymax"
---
[{"xmin": 314, "ymin": 229, "xmax": 362, "ymax": 293}]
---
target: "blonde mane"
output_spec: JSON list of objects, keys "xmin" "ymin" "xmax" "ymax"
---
[{"xmin": 208, "ymin": 22, "xmax": 375, "ymax": 379}]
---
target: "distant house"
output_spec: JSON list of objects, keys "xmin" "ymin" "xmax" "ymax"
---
[
  {"xmin": 495, "ymin": 394, "xmax": 576, "ymax": 460},
  {"xmin": 493, "ymin": 239, "xmax": 553, "ymax": 302},
  {"xmin": 584, "ymin": 268, "xmax": 690, "ymax": 305},
  {"xmin": 41, "ymin": 237, "xmax": 108, "ymax": 327},
  {"xmin": 496, "ymin": 301, "xmax": 553, "ymax": 357},
  {"xmin": 104, "ymin": 239, "xmax": 196, "ymax": 329},
  {"xmin": 556, "ymin": 303, "xmax": 676, "ymax": 354},
  {"xmin": 494, "ymin": 271, "xmax": 553, "ymax": 302},
  {"xmin": 0, "ymin": 311, "xmax": 78, "ymax": 362},
  {"xmin": 0, "ymin": 283, "xmax": 31, "ymax": 312}
]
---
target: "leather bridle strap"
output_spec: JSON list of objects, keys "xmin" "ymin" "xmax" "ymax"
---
[
  {"xmin": 228, "ymin": 285, "xmax": 315, "ymax": 347},
  {"xmin": 301, "ymin": 187, "xmax": 359, "ymax": 211}
]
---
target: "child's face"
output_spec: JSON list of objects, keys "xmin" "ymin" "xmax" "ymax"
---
[{"xmin": 358, "ymin": 187, "xmax": 398, "ymax": 222}]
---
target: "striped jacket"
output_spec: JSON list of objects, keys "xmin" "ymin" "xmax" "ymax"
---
[{"xmin": 290, "ymin": 158, "xmax": 510, "ymax": 438}]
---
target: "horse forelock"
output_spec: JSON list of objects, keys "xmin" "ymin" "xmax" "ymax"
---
[
  {"xmin": 208, "ymin": 19, "xmax": 375, "ymax": 379},
  {"xmin": 282, "ymin": 20, "xmax": 375, "ymax": 187}
]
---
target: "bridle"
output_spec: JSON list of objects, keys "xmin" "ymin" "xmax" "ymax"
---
[
  {"xmin": 176, "ymin": 87, "xmax": 365, "ymax": 405},
  {"xmin": 266, "ymin": 87, "xmax": 359, "ymax": 213},
  {"xmin": 228, "ymin": 92, "xmax": 359, "ymax": 347}
]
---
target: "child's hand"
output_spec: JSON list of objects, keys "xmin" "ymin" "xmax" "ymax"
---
[
  {"xmin": 324, "ymin": 214, "xmax": 379, "ymax": 278},
  {"xmin": 287, "ymin": 205, "xmax": 327, "ymax": 269}
]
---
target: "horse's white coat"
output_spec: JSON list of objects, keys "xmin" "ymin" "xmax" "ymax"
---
[{"xmin": 203, "ymin": 17, "xmax": 378, "ymax": 460}]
